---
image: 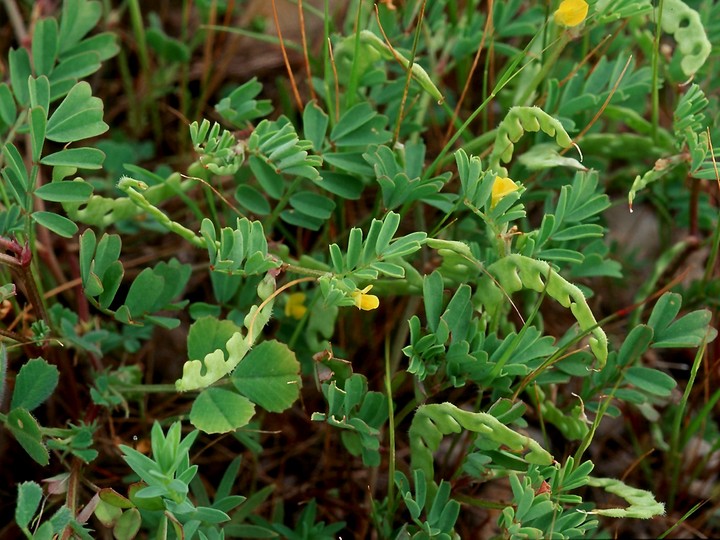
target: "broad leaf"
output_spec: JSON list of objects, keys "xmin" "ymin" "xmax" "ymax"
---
[
  {"xmin": 11, "ymin": 358, "xmax": 59, "ymax": 411},
  {"xmin": 187, "ymin": 317, "xmax": 242, "ymax": 361},
  {"xmin": 190, "ymin": 388, "xmax": 255, "ymax": 433},
  {"xmin": 46, "ymin": 82, "xmax": 108, "ymax": 142},
  {"xmin": 16, "ymin": 482, "xmax": 43, "ymax": 529},
  {"xmin": 303, "ymin": 100, "xmax": 329, "ymax": 151},
  {"xmin": 58, "ymin": 0, "xmax": 102, "ymax": 53},
  {"xmin": 232, "ymin": 340, "xmax": 301, "ymax": 412},
  {"xmin": 624, "ymin": 367, "xmax": 676, "ymax": 397},
  {"xmin": 123, "ymin": 268, "xmax": 164, "ymax": 318}
]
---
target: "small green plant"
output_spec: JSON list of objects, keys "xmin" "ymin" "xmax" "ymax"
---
[{"xmin": 2, "ymin": 0, "xmax": 720, "ymax": 537}]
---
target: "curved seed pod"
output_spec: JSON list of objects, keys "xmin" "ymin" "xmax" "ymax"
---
[
  {"xmin": 489, "ymin": 106, "xmax": 573, "ymax": 176},
  {"xmin": 475, "ymin": 254, "xmax": 608, "ymax": 367},
  {"xmin": 409, "ymin": 402, "xmax": 553, "ymax": 498},
  {"xmin": 659, "ymin": 0, "xmax": 711, "ymax": 78},
  {"xmin": 176, "ymin": 275, "xmax": 276, "ymax": 391},
  {"xmin": 587, "ymin": 477, "xmax": 665, "ymax": 518}
]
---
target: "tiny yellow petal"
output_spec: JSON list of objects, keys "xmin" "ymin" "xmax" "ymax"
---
[
  {"xmin": 554, "ymin": 0, "xmax": 589, "ymax": 27},
  {"xmin": 491, "ymin": 176, "xmax": 520, "ymax": 208},
  {"xmin": 351, "ymin": 285, "xmax": 380, "ymax": 311},
  {"xmin": 285, "ymin": 292, "xmax": 307, "ymax": 319}
]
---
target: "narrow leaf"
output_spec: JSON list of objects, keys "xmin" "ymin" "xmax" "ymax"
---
[
  {"xmin": 41, "ymin": 147, "xmax": 105, "ymax": 169},
  {"xmin": 7, "ymin": 408, "xmax": 49, "ymax": 465},
  {"xmin": 32, "ymin": 18, "xmax": 59, "ymax": 76},
  {"xmin": 35, "ymin": 180, "xmax": 93, "ymax": 203},
  {"xmin": 31, "ymin": 211, "xmax": 78, "ymax": 238}
]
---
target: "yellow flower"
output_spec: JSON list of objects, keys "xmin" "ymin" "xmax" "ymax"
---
[
  {"xmin": 554, "ymin": 0, "xmax": 589, "ymax": 27},
  {"xmin": 351, "ymin": 285, "xmax": 380, "ymax": 311},
  {"xmin": 491, "ymin": 176, "xmax": 520, "ymax": 208},
  {"xmin": 285, "ymin": 292, "xmax": 307, "ymax": 319}
]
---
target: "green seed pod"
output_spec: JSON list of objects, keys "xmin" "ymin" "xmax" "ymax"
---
[
  {"xmin": 359, "ymin": 30, "xmax": 444, "ymax": 104},
  {"xmin": 660, "ymin": 0, "xmax": 711, "ymax": 78},
  {"xmin": 489, "ymin": 107, "xmax": 573, "ymax": 176},
  {"xmin": 476, "ymin": 254, "xmax": 608, "ymax": 367}
]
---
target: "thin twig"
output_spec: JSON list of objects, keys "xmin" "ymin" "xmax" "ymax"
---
[
  {"xmin": 327, "ymin": 37, "xmax": 340, "ymax": 123},
  {"xmin": 298, "ymin": 0, "xmax": 317, "ymax": 102},
  {"xmin": 2, "ymin": 0, "xmax": 27, "ymax": 43},
  {"xmin": 375, "ymin": 1, "xmax": 427, "ymax": 145},
  {"xmin": 181, "ymin": 173, "xmax": 245, "ymax": 219},
  {"xmin": 442, "ymin": 0, "xmax": 493, "ymax": 146},
  {"xmin": 271, "ymin": 0, "xmax": 303, "ymax": 111},
  {"xmin": 247, "ymin": 276, "xmax": 316, "ymax": 340},
  {"xmin": 564, "ymin": 55, "xmax": 633, "ymax": 149}
]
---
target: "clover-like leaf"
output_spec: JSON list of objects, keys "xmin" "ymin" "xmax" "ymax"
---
[
  {"xmin": 232, "ymin": 340, "xmax": 301, "ymax": 413},
  {"xmin": 46, "ymin": 81, "xmax": 108, "ymax": 142},
  {"xmin": 189, "ymin": 387, "xmax": 255, "ymax": 434}
]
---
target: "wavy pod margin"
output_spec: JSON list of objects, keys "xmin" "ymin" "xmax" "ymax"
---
[
  {"xmin": 475, "ymin": 254, "xmax": 608, "ymax": 367},
  {"xmin": 176, "ymin": 277, "xmax": 276, "ymax": 391},
  {"xmin": 488, "ymin": 106, "xmax": 573, "ymax": 176},
  {"xmin": 660, "ymin": 0, "xmax": 711, "ymax": 78},
  {"xmin": 409, "ymin": 402, "xmax": 553, "ymax": 497}
]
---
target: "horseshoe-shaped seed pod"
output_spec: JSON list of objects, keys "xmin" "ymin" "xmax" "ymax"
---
[
  {"xmin": 476, "ymin": 254, "xmax": 608, "ymax": 367},
  {"xmin": 660, "ymin": 0, "xmax": 711, "ymax": 78},
  {"xmin": 489, "ymin": 106, "xmax": 573, "ymax": 176}
]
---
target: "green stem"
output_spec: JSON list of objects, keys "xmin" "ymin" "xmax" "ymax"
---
[
  {"xmin": 265, "ymin": 175, "xmax": 305, "ymax": 232},
  {"xmin": 516, "ymin": 33, "xmax": 567, "ymax": 106},
  {"xmin": 392, "ymin": 0, "xmax": 426, "ymax": 145},
  {"xmin": 651, "ymin": 0, "xmax": 664, "ymax": 142},
  {"xmin": 702, "ymin": 208, "xmax": 720, "ymax": 283},
  {"xmin": 424, "ymin": 33, "xmax": 545, "ymax": 180},
  {"xmin": 127, "ymin": 0, "xmax": 151, "ymax": 75},
  {"xmin": 384, "ymin": 336, "xmax": 396, "ymax": 511},
  {"xmin": 344, "ymin": 0, "xmax": 365, "ymax": 110},
  {"xmin": 668, "ymin": 340, "xmax": 707, "ymax": 510}
]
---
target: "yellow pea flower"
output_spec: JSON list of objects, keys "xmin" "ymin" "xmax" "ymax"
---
[
  {"xmin": 491, "ymin": 176, "xmax": 520, "ymax": 208},
  {"xmin": 351, "ymin": 285, "xmax": 380, "ymax": 311},
  {"xmin": 554, "ymin": 0, "xmax": 589, "ymax": 27},
  {"xmin": 285, "ymin": 292, "xmax": 307, "ymax": 319}
]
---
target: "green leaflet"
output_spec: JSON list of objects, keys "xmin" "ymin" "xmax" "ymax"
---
[
  {"xmin": 190, "ymin": 119, "xmax": 244, "ymax": 176},
  {"xmin": 176, "ymin": 274, "xmax": 276, "ymax": 391},
  {"xmin": 488, "ymin": 106, "xmax": 573, "ymax": 176},
  {"xmin": 659, "ymin": 0, "xmax": 711, "ymax": 78},
  {"xmin": 587, "ymin": 477, "xmax": 665, "ymax": 519},
  {"xmin": 475, "ymin": 254, "xmax": 608, "ymax": 367},
  {"xmin": 409, "ymin": 402, "xmax": 553, "ymax": 498}
]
